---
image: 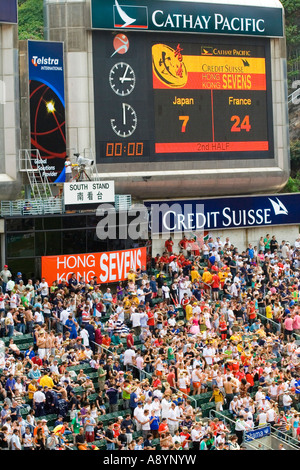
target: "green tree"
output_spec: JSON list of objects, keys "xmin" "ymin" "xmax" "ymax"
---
[
  {"xmin": 280, "ymin": 2, "xmax": 300, "ymax": 192},
  {"xmin": 280, "ymin": 0, "xmax": 300, "ymax": 86},
  {"xmin": 18, "ymin": 0, "xmax": 44, "ymax": 41}
]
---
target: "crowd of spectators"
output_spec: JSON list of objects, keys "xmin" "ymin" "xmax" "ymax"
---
[{"xmin": 0, "ymin": 232, "xmax": 300, "ymax": 450}]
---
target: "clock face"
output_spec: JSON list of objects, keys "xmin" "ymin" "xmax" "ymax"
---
[
  {"xmin": 109, "ymin": 62, "xmax": 136, "ymax": 96},
  {"xmin": 111, "ymin": 103, "xmax": 137, "ymax": 138}
]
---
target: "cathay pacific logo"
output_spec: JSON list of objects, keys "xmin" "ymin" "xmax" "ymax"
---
[
  {"xmin": 113, "ymin": 0, "xmax": 148, "ymax": 29},
  {"xmin": 269, "ymin": 197, "xmax": 288, "ymax": 216}
]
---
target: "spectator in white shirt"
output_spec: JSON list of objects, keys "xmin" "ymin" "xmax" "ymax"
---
[
  {"xmin": 141, "ymin": 409, "xmax": 151, "ymax": 439},
  {"xmin": 133, "ymin": 403, "xmax": 144, "ymax": 432},
  {"xmin": 167, "ymin": 403, "xmax": 179, "ymax": 436},
  {"xmin": 123, "ymin": 347, "xmax": 136, "ymax": 368}
]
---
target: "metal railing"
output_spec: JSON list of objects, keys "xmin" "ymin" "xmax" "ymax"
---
[
  {"xmin": 0, "ymin": 194, "xmax": 132, "ymax": 217},
  {"xmin": 209, "ymin": 409, "xmax": 273, "ymax": 450},
  {"xmin": 256, "ymin": 311, "xmax": 300, "ymax": 342},
  {"xmin": 19, "ymin": 149, "xmax": 53, "ymax": 200},
  {"xmin": 114, "ymin": 195, "xmax": 132, "ymax": 212},
  {"xmin": 0, "ymin": 197, "xmax": 64, "ymax": 216},
  {"xmin": 269, "ymin": 424, "xmax": 300, "ymax": 450},
  {"xmin": 209, "ymin": 409, "xmax": 300, "ymax": 450},
  {"xmin": 288, "ymin": 88, "xmax": 300, "ymax": 105}
]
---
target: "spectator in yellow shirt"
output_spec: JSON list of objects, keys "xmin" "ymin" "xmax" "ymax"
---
[
  {"xmin": 28, "ymin": 379, "xmax": 37, "ymax": 405},
  {"xmin": 202, "ymin": 268, "xmax": 212, "ymax": 285},
  {"xmin": 39, "ymin": 372, "xmax": 55, "ymax": 389},
  {"xmin": 185, "ymin": 302, "xmax": 193, "ymax": 321},
  {"xmin": 265, "ymin": 303, "xmax": 273, "ymax": 320},
  {"xmin": 127, "ymin": 269, "xmax": 136, "ymax": 283},
  {"xmin": 190, "ymin": 267, "xmax": 201, "ymax": 283},
  {"xmin": 209, "ymin": 385, "xmax": 225, "ymax": 411}
]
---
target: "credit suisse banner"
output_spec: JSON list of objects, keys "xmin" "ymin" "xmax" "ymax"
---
[
  {"xmin": 42, "ymin": 247, "xmax": 147, "ymax": 284},
  {"xmin": 145, "ymin": 193, "xmax": 300, "ymax": 234},
  {"xmin": 0, "ymin": 0, "xmax": 17, "ymax": 24},
  {"xmin": 91, "ymin": 0, "xmax": 283, "ymax": 38}
]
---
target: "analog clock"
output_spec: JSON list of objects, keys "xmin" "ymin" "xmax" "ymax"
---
[
  {"xmin": 109, "ymin": 62, "xmax": 136, "ymax": 96},
  {"xmin": 111, "ymin": 103, "xmax": 137, "ymax": 138}
]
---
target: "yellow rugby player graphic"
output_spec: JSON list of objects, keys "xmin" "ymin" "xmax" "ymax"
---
[{"xmin": 152, "ymin": 43, "xmax": 188, "ymax": 88}]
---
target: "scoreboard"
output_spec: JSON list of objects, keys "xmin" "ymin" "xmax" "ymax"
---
[{"xmin": 93, "ymin": 31, "xmax": 273, "ymax": 164}]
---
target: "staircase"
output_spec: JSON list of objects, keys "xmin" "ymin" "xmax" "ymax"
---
[{"xmin": 19, "ymin": 149, "xmax": 53, "ymax": 200}]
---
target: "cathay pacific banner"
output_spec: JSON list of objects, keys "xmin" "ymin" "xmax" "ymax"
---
[
  {"xmin": 91, "ymin": 0, "xmax": 284, "ymax": 37},
  {"xmin": 145, "ymin": 193, "xmax": 300, "ymax": 234}
]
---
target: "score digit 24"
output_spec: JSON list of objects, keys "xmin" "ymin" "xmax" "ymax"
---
[{"xmin": 231, "ymin": 115, "xmax": 251, "ymax": 132}]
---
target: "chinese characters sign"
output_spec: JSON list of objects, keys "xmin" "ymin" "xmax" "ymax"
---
[{"xmin": 63, "ymin": 181, "xmax": 115, "ymax": 209}]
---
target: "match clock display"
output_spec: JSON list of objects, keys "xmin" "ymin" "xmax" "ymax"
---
[
  {"xmin": 109, "ymin": 62, "xmax": 136, "ymax": 96},
  {"xmin": 93, "ymin": 32, "xmax": 274, "ymax": 163},
  {"xmin": 111, "ymin": 103, "xmax": 137, "ymax": 138}
]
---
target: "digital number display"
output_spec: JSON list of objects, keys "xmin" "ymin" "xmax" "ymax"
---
[
  {"xmin": 153, "ymin": 42, "xmax": 269, "ymax": 155},
  {"xmin": 104, "ymin": 142, "xmax": 147, "ymax": 157},
  {"xmin": 92, "ymin": 32, "xmax": 273, "ymax": 163}
]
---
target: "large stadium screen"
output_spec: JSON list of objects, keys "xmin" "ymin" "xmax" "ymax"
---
[{"xmin": 93, "ymin": 31, "xmax": 273, "ymax": 164}]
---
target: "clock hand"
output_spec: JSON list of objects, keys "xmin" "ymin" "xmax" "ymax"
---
[
  {"xmin": 122, "ymin": 103, "xmax": 126, "ymax": 125},
  {"xmin": 120, "ymin": 65, "xmax": 129, "ymax": 84}
]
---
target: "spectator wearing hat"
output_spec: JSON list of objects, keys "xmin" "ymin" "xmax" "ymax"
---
[
  {"xmin": 0, "ymin": 265, "xmax": 12, "ymax": 294},
  {"xmin": 14, "ymin": 272, "xmax": 23, "ymax": 286}
]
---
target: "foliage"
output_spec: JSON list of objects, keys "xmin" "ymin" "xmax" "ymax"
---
[
  {"xmin": 18, "ymin": 0, "xmax": 44, "ymax": 41},
  {"xmin": 282, "ymin": 175, "xmax": 300, "ymax": 193},
  {"xmin": 281, "ymin": 140, "xmax": 300, "ymax": 192},
  {"xmin": 280, "ymin": 1, "xmax": 300, "ymax": 87},
  {"xmin": 290, "ymin": 140, "xmax": 300, "ymax": 176}
]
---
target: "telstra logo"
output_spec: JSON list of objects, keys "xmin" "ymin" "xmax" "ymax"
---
[{"xmin": 31, "ymin": 56, "xmax": 59, "ymax": 67}]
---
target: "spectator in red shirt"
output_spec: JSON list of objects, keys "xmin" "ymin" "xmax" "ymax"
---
[
  {"xmin": 95, "ymin": 326, "xmax": 103, "ymax": 346},
  {"xmin": 181, "ymin": 293, "xmax": 190, "ymax": 311},
  {"xmin": 211, "ymin": 261, "xmax": 219, "ymax": 273},
  {"xmin": 126, "ymin": 331, "xmax": 134, "ymax": 349},
  {"xmin": 152, "ymin": 376, "xmax": 162, "ymax": 389},
  {"xmin": 158, "ymin": 418, "xmax": 169, "ymax": 435},
  {"xmin": 167, "ymin": 368, "xmax": 176, "ymax": 390},
  {"xmin": 31, "ymin": 354, "xmax": 43, "ymax": 367},
  {"xmin": 211, "ymin": 273, "xmax": 220, "ymax": 301},
  {"xmin": 165, "ymin": 238, "xmax": 174, "ymax": 254},
  {"xmin": 102, "ymin": 335, "xmax": 111, "ymax": 348},
  {"xmin": 147, "ymin": 310, "xmax": 155, "ymax": 333}
]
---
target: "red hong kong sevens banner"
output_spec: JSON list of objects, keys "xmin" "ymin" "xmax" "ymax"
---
[{"xmin": 41, "ymin": 247, "xmax": 147, "ymax": 284}]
